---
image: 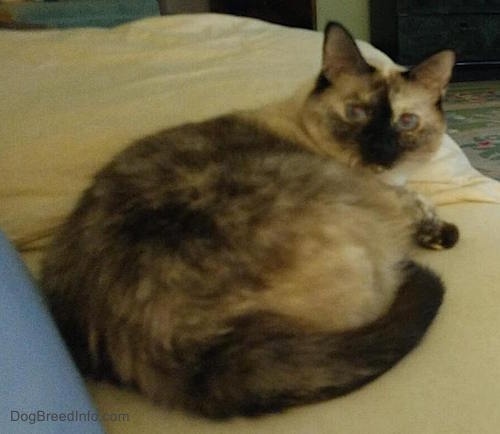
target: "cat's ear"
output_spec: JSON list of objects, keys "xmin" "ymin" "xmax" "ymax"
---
[
  {"xmin": 408, "ymin": 50, "xmax": 455, "ymax": 92},
  {"xmin": 322, "ymin": 22, "xmax": 373, "ymax": 81}
]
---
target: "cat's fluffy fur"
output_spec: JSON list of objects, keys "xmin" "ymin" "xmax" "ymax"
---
[{"xmin": 41, "ymin": 23, "xmax": 457, "ymax": 418}]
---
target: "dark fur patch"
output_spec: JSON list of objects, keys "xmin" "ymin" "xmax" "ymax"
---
[
  {"xmin": 440, "ymin": 223, "xmax": 459, "ymax": 249},
  {"xmin": 435, "ymin": 96, "xmax": 443, "ymax": 111},
  {"xmin": 416, "ymin": 220, "xmax": 460, "ymax": 250},
  {"xmin": 312, "ymin": 72, "xmax": 332, "ymax": 95},
  {"xmin": 401, "ymin": 70, "xmax": 411, "ymax": 80},
  {"xmin": 357, "ymin": 92, "xmax": 403, "ymax": 167},
  {"xmin": 121, "ymin": 202, "xmax": 219, "ymax": 248}
]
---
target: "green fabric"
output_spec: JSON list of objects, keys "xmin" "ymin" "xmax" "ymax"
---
[{"xmin": 445, "ymin": 81, "xmax": 500, "ymax": 180}]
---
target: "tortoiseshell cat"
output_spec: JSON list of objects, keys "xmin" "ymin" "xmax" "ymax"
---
[{"xmin": 41, "ymin": 23, "xmax": 458, "ymax": 418}]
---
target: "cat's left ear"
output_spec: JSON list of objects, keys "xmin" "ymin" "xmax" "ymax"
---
[
  {"xmin": 322, "ymin": 22, "xmax": 373, "ymax": 81},
  {"xmin": 408, "ymin": 50, "xmax": 455, "ymax": 93}
]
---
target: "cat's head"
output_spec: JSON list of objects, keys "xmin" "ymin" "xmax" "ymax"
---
[{"xmin": 302, "ymin": 22, "xmax": 455, "ymax": 170}]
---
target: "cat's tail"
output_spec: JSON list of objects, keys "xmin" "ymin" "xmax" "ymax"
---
[{"xmin": 174, "ymin": 261, "xmax": 444, "ymax": 418}]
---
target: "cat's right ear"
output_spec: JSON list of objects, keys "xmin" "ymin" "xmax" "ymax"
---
[
  {"xmin": 407, "ymin": 50, "xmax": 455, "ymax": 93},
  {"xmin": 322, "ymin": 22, "xmax": 373, "ymax": 82}
]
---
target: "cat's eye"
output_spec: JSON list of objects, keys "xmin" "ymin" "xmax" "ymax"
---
[
  {"xmin": 345, "ymin": 104, "xmax": 369, "ymax": 122},
  {"xmin": 396, "ymin": 113, "xmax": 419, "ymax": 131}
]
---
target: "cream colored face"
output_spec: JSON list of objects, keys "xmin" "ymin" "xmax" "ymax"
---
[
  {"xmin": 303, "ymin": 22, "xmax": 455, "ymax": 169},
  {"xmin": 387, "ymin": 72, "xmax": 448, "ymax": 152}
]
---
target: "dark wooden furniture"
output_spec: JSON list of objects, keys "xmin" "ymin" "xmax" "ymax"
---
[
  {"xmin": 209, "ymin": 0, "xmax": 316, "ymax": 29},
  {"xmin": 370, "ymin": 0, "xmax": 500, "ymax": 81}
]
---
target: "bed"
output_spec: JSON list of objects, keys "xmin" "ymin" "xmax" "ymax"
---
[{"xmin": 1, "ymin": 14, "xmax": 500, "ymax": 434}]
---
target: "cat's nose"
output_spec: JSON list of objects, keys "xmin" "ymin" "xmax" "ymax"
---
[{"xmin": 359, "ymin": 130, "xmax": 402, "ymax": 168}]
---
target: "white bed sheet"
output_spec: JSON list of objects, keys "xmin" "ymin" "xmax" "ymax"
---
[{"xmin": 1, "ymin": 14, "xmax": 499, "ymax": 434}]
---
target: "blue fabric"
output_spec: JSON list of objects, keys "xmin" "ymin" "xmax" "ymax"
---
[{"xmin": 0, "ymin": 231, "xmax": 104, "ymax": 434}]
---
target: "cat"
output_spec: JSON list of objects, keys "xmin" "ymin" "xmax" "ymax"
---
[{"xmin": 40, "ymin": 22, "xmax": 458, "ymax": 418}]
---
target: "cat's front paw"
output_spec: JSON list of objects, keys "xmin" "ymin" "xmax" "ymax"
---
[{"xmin": 415, "ymin": 220, "xmax": 459, "ymax": 250}]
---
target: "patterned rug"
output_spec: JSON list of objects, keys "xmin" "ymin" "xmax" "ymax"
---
[{"xmin": 444, "ymin": 81, "xmax": 500, "ymax": 181}]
